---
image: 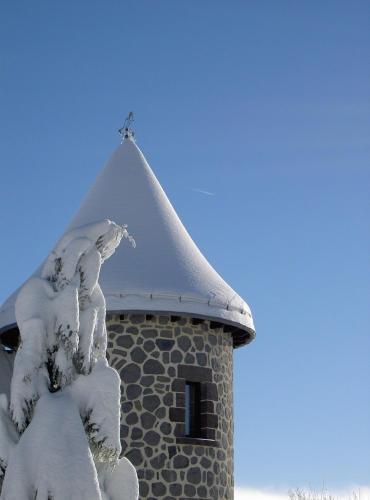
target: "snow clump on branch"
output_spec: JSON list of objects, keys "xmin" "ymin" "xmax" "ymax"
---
[{"xmin": 0, "ymin": 220, "xmax": 138, "ymax": 500}]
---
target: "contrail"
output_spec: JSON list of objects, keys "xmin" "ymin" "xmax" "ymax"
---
[{"xmin": 192, "ymin": 188, "xmax": 215, "ymax": 196}]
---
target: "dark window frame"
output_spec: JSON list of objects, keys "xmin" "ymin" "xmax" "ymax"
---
[{"xmin": 171, "ymin": 364, "xmax": 219, "ymax": 447}]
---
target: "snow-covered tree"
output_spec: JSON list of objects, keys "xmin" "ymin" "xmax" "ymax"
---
[{"xmin": 0, "ymin": 220, "xmax": 138, "ymax": 500}]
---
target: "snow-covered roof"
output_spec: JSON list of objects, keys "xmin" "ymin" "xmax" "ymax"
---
[{"xmin": 0, "ymin": 137, "xmax": 255, "ymax": 347}]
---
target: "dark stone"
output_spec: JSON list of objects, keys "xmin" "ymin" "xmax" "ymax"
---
[
  {"xmin": 109, "ymin": 324, "xmax": 124, "ymax": 334},
  {"xmin": 184, "ymin": 484, "xmax": 196, "ymax": 497},
  {"xmin": 193, "ymin": 335, "xmax": 204, "ymax": 350},
  {"xmin": 200, "ymin": 456, "xmax": 212, "ymax": 468},
  {"xmin": 169, "ymin": 407, "xmax": 185, "ymax": 422},
  {"xmin": 163, "ymin": 393, "xmax": 173, "ymax": 406},
  {"xmin": 141, "ymin": 375, "xmax": 154, "ymax": 387},
  {"xmin": 161, "ymin": 469, "xmax": 177, "ymax": 482},
  {"xmin": 168, "ymin": 366, "xmax": 176, "ymax": 377},
  {"xmin": 126, "ymin": 412, "xmax": 138, "ymax": 425},
  {"xmin": 183, "ymin": 445, "xmax": 192, "ymax": 456},
  {"xmin": 178, "ymin": 365, "xmax": 212, "ymax": 383},
  {"xmin": 140, "ymin": 411, "xmax": 156, "ymax": 429},
  {"xmin": 185, "ymin": 353, "xmax": 195, "ymax": 364},
  {"xmin": 142, "ymin": 394, "xmax": 160, "ymax": 412},
  {"xmin": 156, "ymin": 338, "xmax": 174, "ymax": 350},
  {"xmin": 198, "ymin": 485, "xmax": 208, "ymax": 497},
  {"xmin": 174, "ymin": 423, "xmax": 185, "ymax": 437},
  {"xmin": 143, "ymin": 340, "xmax": 155, "ymax": 352},
  {"xmin": 168, "ymin": 445, "xmax": 177, "ymax": 459},
  {"xmin": 155, "ymin": 406, "xmax": 166, "ymax": 419},
  {"xmin": 126, "ymin": 384, "xmax": 142, "ymax": 400},
  {"xmin": 125, "ymin": 448, "xmax": 143, "ymax": 466},
  {"xmin": 144, "ymin": 430, "xmax": 160, "ymax": 446},
  {"xmin": 170, "ymin": 350, "xmax": 183, "ymax": 363},
  {"xmin": 173, "ymin": 455, "xmax": 189, "ymax": 468},
  {"xmin": 121, "ymin": 363, "xmax": 141, "ymax": 383},
  {"xmin": 142, "ymin": 328, "xmax": 158, "ymax": 338},
  {"xmin": 143, "ymin": 448, "xmax": 153, "ymax": 460},
  {"xmin": 121, "ymin": 402, "xmax": 133, "ymax": 413},
  {"xmin": 206, "ymin": 470, "xmax": 214, "ymax": 486},
  {"xmin": 194, "ymin": 447, "xmax": 204, "ymax": 457},
  {"xmin": 176, "ymin": 393, "xmax": 185, "ymax": 408},
  {"xmin": 158, "ymin": 315, "xmax": 169, "ymax": 324},
  {"xmin": 162, "ymin": 352, "xmax": 170, "ymax": 363},
  {"xmin": 160, "ymin": 422, "xmax": 171, "ymax": 435},
  {"xmin": 220, "ymin": 470, "xmax": 227, "ymax": 486},
  {"xmin": 146, "ymin": 314, "xmax": 154, "ymax": 321},
  {"xmin": 201, "ymin": 413, "xmax": 218, "ymax": 429},
  {"xmin": 182, "ymin": 326, "xmax": 193, "ymax": 335},
  {"xmin": 152, "ymin": 350, "xmax": 160, "ymax": 359},
  {"xmin": 178, "ymin": 335, "xmax": 191, "ymax": 352},
  {"xmin": 143, "ymin": 359, "xmax": 164, "ymax": 374},
  {"xmin": 112, "ymin": 348, "xmax": 127, "ymax": 357},
  {"xmin": 200, "ymin": 400, "xmax": 214, "ymax": 413},
  {"xmin": 131, "ymin": 427, "xmax": 143, "ymax": 440},
  {"xmin": 145, "ymin": 468, "xmax": 154, "ymax": 479},
  {"xmin": 202, "ymin": 428, "xmax": 216, "ymax": 440},
  {"xmin": 126, "ymin": 326, "xmax": 139, "ymax": 335},
  {"xmin": 208, "ymin": 333, "xmax": 217, "ymax": 345},
  {"xmin": 157, "ymin": 375, "xmax": 170, "ymax": 382},
  {"xmin": 116, "ymin": 335, "xmax": 134, "ymax": 349},
  {"xmin": 139, "ymin": 481, "xmax": 149, "ymax": 497},
  {"xmin": 201, "ymin": 382, "xmax": 218, "ymax": 401},
  {"xmin": 150, "ymin": 452, "xmax": 166, "ymax": 469},
  {"xmin": 169, "ymin": 483, "xmax": 182, "ymax": 496},
  {"xmin": 190, "ymin": 456, "xmax": 197, "ymax": 464},
  {"xmin": 171, "ymin": 378, "xmax": 185, "ymax": 392},
  {"xmin": 130, "ymin": 314, "xmax": 145, "ymax": 324},
  {"xmin": 187, "ymin": 467, "xmax": 201, "ymax": 485},
  {"xmin": 160, "ymin": 329, "xmax": 173, "ymax": 338},
  {"xmin": 120, "ymin": 425, "xmax": 129, "ymax": 437},
  {"xmin": 152, "ymin": 482, "xmax": 166, "ymax": 496},
  {"xmin": 196, "ymin": 353, "xmax": 207, "ymax": 366},
  {"xmin": 115, "ymin": 359, "xmax": 125, "ymax": 370},
  {"xmin": 130, "ymin": 346, "xmax": 146, "ymax": 363}
]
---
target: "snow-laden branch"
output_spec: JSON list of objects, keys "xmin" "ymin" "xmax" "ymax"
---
[{"xmin": 0, "ymin": 220, "xmax": 138, "ymax": 500}]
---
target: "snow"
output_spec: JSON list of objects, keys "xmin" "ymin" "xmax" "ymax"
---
[
  {"xmin": 0, "ymin": 220, "xmax": 138, "ymax": 499},
  {"xmin": 0, "ymin": 137, "xmax": 254, "ymax": 340}
]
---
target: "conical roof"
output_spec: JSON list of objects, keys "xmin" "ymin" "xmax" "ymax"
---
[{"xmin": 0, "ymin": 137, "xmax": 254, "ymax": 347}]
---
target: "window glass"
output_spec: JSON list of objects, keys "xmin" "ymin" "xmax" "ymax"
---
[{"xmin": 185, "ymin": 381, "xmax": 200, "ymax": 437}]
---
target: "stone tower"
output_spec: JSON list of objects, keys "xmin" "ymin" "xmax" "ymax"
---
[{"xmin": 0, "ymin": 132, "xmax": 255, "ymax": 499}]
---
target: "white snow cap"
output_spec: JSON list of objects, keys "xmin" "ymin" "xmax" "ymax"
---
[{"xmin": 0, "ymin": 137, "xmax": 254, "ymax": 346}]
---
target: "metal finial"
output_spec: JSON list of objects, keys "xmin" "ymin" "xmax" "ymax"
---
[{"xmin": 118, "ymin": 112, "xmax": 135, "ymax": 142}]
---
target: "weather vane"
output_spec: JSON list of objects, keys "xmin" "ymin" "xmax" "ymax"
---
[{"xmin": 118, "ymin": 112, "xmax": 135, "ymax": 142}]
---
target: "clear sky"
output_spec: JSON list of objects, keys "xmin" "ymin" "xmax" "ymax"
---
[{"xmin": 1, "ymin": 0, "xmax": 369, "ymax": 496}]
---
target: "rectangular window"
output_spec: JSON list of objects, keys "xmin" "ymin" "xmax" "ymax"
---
[{"xmin": 185, "ymin": 381, "xmax": 201, "ymax": 437}]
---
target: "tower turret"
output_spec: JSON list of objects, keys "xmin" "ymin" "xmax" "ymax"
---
[{"xmin": 0, "ymin": 132, "xmax": 255, "ymax": 499}]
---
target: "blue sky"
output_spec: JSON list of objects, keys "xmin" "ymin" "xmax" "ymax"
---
[{"xmin": 1, "ymin": 0, "xmax": 369, "ymax": 494}]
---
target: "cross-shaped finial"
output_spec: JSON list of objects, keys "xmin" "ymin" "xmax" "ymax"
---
[{"xmin": 118, "ymin": 112, "xmax": 135, "ymax": 142}]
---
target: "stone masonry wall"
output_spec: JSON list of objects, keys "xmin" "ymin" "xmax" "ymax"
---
[{"xmin": 106, "ymin": 313, "xmax": 234, "ymax": 500}]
